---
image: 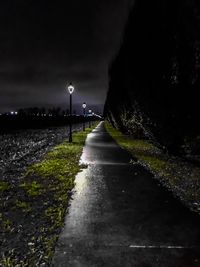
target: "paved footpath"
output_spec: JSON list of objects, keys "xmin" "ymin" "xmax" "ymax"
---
[{"xmin": 52, "ymin": 122, "xmax": 200, "ymax": 267}]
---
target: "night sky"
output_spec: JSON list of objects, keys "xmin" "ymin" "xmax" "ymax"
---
[{"xmin": 0, "ymin": 0, "xmax": 133, "ymax": 113}]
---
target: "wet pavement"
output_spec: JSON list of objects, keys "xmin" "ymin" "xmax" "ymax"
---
[{"xmin": 52, "ymin": 122, "xmax": 200, "ymax": 267}]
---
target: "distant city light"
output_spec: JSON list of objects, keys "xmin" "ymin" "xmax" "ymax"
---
[{"xmin": 10, "ymin": 111, "xmax": 18, "ymax": 115}]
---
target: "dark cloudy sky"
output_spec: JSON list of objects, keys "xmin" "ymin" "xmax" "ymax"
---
[{"xmin": 0, "ymin": 0, "xmax": 134, "ymax": 113}]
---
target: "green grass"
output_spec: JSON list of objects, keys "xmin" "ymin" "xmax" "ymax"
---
[
  {"xmin": 0, "ymin": 252, "xmax": 29, "ymax": 267},
  {"xmin": 1, "ymin": 218, "xmax": 13, "ymax": 233},
  {"xmin": 15, "ymin": 200, "xmax": 32, "ymax": 212},
  {"xmin": 104, "ymin": 122, "xmax": 173, "ymax": 177},
  {"xmin": 0, "ymin": 182, "xmax": 10, "ymax": 193},
  {"xmin": 105, "ymin": 122, "xmax": 164, "ymax": 163},
  {"xmin": 26, "ymin": 128, "xmax": 92, "ymax": 180},
  {"xmin": 20, "ymin": 181, "xmax": 43, "ymax": 197}
]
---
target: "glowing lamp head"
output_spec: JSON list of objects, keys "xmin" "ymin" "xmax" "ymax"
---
[
  {"xmin": 82, "ymin": 102, "xmax": 87, "ymax": 109},
  {"xmin": 89, "ymin": 109, "xmax": 92, "ymax": 113},
  {"xmin": 67, "ymin": 83, "xmax": 74, "ymax": 94}
]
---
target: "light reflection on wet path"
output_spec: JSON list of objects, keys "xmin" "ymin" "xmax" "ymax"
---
[{"xmin": 52, "ymin": 122, "xmax": 200, "ymax": 267}]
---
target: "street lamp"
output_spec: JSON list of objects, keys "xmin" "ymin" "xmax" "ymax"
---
[
  {"xmin": 67, "ymin": 83, "xmax": 74, "ymax": 142},
  {"xmin": 88, "ymin": 109, "xmax": 92, "ymax": 128},
  {"xmin": 82, "ymin": 102, "xmax": 86, "ymax": 131}
]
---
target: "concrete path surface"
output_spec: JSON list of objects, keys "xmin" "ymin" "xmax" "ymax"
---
[{"xmin": 52, "ymin": 122, "xmax": 200, "ymax": 267}]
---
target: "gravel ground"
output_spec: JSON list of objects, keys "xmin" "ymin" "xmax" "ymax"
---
[{"xmin": 0, "ymin": 123, "xmax": 83, "ymax": 183}]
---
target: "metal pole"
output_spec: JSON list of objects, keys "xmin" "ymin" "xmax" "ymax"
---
[
  {"xmin": 83, "ymin": 108, "xmax": 85, "ymax": 131},
  {"xmin": 69, "ymin": 93, "xmax": 72, "ymax": 142}
]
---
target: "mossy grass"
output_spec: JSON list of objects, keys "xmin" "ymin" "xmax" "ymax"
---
[
  {"xmin": 15, "ymin": 200, "xmax": 32, "ymax": 212},
  {"xmin": 0, "ymin": 182, "xmax": 10, "ymax": 193},
  {"xmin": 105, "ymin": 122, "xmax": 200, "ymax": 207},
  {"xmin": 20, "ymin": 181, "xmax": 43, "ymax": 197},
  {"xmin": 104, "ymin": 123, "xmax": 173, "ymax": 176},
  {"xmin": 1, "ymin": 218, "xmax": 13, "ymax": 233}
]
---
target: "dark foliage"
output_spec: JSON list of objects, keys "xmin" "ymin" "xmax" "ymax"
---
[{"xmin": 104, "ymin": 0, "xmax": 200, "ymax": 156}]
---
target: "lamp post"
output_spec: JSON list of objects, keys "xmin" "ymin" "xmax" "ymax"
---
[
  {"xmin": 67, "ymin": 83, "xmax": 74, "ymax": 142},
  {"xmin": 82, "ymin": 102, "xmax": 86, "ymax": 131},
  {"xmin": 88, "ymin": 109, "xmax": 92, "ymax": 128}
]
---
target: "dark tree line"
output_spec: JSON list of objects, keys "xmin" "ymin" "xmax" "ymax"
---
[
  {"xmin": 104, "ymin": 0, "xmax": 200, "ymax": 156},
  {"xmin": 17, "ymin": 107, "xmax": 70, "ymax": 117}
]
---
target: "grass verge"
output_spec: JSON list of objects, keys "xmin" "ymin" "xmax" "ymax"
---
[
  {"xmin": 105, "ymin": 122, "xmax": 200, "ymax": 214},
  {"xmin": 0, "ymin": 125, "xmax": 97, "ymax": 267}
]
